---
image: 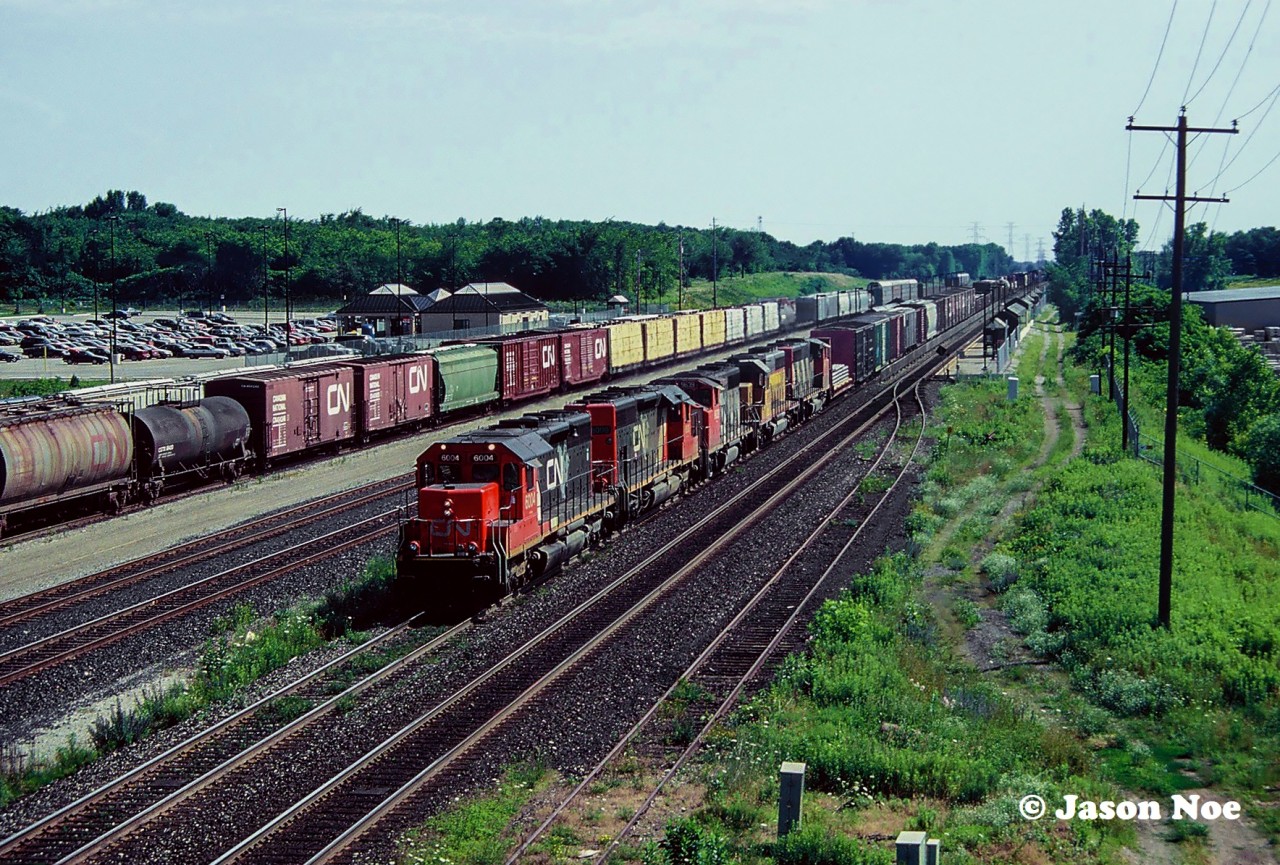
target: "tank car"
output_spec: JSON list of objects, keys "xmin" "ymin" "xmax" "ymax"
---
[
  {"xmin": 0, "ymin": 403, "xmax": 133, "ymax": 536},
  {"xmin": 131, "ymin": 396, "xmax": 253, "ymax": 500}
]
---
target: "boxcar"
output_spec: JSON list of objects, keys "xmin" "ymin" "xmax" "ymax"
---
[
  {"xmin": 204, "ymin": 364, "xmax": 358, "ymax": 465},
  {"xmin": 557, "ymin": 326, "xmax": 610, "ymax": 388},
  {"xmin": 429, "ymin": 344, "xmax": 501, "ymax": 413},
  {"xmin": 475, "ymin": 332, "xmax": 562, "ymax": 403},
  {"xmin": 813, "ymin": 318, "xmax": 878, "ymax": 384},
  {"xmin": 868, "ymin": 279, "xmax": 920, "ymax": 306},
  {"xmin": 340, "ymin": 354, "xmax": 435, "ymax": 435}
]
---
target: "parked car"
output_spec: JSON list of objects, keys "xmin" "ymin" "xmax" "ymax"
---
[
  {"xmin": 0, "ymin": 350, "xmax": 20, "ymax": 363},
  {"xmin": 65, "ymin": 348, "xmax": 109, "ymax": 365},
  {"xmin": 183, "ymin": 346, "xmax": 231, "ymax": 359}
]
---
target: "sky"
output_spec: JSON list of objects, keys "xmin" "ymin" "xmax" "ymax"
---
[{"xmin": 1, "ymin": 0, "xmax": 1278, "ymax": 258}]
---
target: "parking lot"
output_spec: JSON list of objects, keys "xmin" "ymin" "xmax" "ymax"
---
[{"xmin": 0, "ymin": 309, "xmax": 343, "ymax": 381}]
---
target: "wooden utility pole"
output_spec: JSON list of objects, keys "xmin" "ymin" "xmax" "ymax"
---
[{"xmin": 1129, "ymin": 110, "xmax": 1236, "ymax": 629}]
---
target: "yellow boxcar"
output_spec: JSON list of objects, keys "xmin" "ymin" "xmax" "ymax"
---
[
  {"xmin": 605, "ymin": 319, "xmax": 645, "ymax": 373},
  {"xmin": 640, "ymin": 315, "xmax": 675, "ymax": 363},
  {"xmin": 673, "ymin": 311, "xmax": 703, "ymax": 357},
  {"xmin": 701, "ymin": 308, "xmax": 727, "ymax": 348}
]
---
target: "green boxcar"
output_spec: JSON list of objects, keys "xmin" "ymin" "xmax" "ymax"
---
[{"xmin": 430, "ymin": 345, "xmax": 500, "ymax": 412}]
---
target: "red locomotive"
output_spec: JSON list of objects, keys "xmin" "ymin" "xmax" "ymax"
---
[{"xmin": 396, "ymin": 339, "xmax": 835, "ymax": 609}]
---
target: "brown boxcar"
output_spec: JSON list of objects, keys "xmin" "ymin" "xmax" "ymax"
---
[
  {"xmin": 340, "ymin": 354, "xmax": 435, "ymax": 436},
  {"xmin": 473, "ymin": 332, "xmax": 561, "ymax": 403},
  {"xmin": 205, "ymin": 364, "xmax": 357, "ymax": 465},
  {"xmin": 557, "ymin": 326, "xmax": 610, "ymax": 388}
]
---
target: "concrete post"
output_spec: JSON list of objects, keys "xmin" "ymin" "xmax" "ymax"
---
[
  {"xmin": 778, "ymin": 762, "xmax": 805, "ymax": 838},
  {"xmin": 895, "ymin": 831, "xmax": 927, "ymax": 864},
  {"xmin": 1089, "ymin": 374, "xmax": 1101, "ymax": 394},
  {"xmin": 927, "ymin": 838, "xmax": 941, "ymax": 864},
  {"xmin": 1007, "ymin": 376, "xmax": 1018, "ymax": 402}
]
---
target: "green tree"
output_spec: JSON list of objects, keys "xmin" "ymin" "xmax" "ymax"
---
[{"xmin": 1243, "ymin": 413, "xmax": 1280, "ymax": 494}]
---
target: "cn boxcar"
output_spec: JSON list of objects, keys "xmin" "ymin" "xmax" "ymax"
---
[
  {"xmin": 474, "ymin": 332, "xmax": 562, "ymax": 404},
  {"xmin": 557, "ymin": 326, "xmax": 610, "ymax": 388},
  {"xmin": 340, "ymin": 354, "xmax": 435, "ymax": 437},
  {"xmin": 205, "ymin": 364, "xmax": 358, "ymax": 466}
]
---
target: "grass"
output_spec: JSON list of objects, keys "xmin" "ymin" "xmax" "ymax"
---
[
  {"xmin": 0, "ymin": 555, "xmax": 403, "ymax": 812},
  {"xmin": 664, "ymin": 272, "xmax": 867, "ymax": 310},
  {"xmin": 397, "ymin": 762, "xmax": 549, "ymax": 865}
]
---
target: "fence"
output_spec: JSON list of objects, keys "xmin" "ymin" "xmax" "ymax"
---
[{"xmin": 1105, "ymin": 359, "xmax": 1280, "ymax": 521}]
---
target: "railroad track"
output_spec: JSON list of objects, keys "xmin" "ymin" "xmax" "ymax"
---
[
  {"xmin": 504, "ymin": 376, "xmax": 932, "ymax": 863},
  {"xmin": 0, "ymin": 346, "xmax": 922, "ymax": 865},
  {"xmin": 0, "ymin": 506, "xmax": 401, "ymax": 688},
  {"xmin": 0, "ymin": 474, "xmax": 410, "ymax": 635},
  {"xmin": 0, "ymin": 616, "xmax": 467, "ymax": 864}
]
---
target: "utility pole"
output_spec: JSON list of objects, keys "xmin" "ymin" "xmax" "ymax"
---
[
  {"xmin": 711, "ymin": 218, "xmax": 718, "ymax": 309},
  {"xmin": 1129, "ymin": 110, "xmax": 1236, "ymax": 629},
  {"xmin": 106, "ymin": 214, "xmax": 119, "ymax": 384},
  {"xmin": 259, "ymin": 225, "xmax": 270, "ymax": 332},
  {"xmin": 677, "ymin": 232, "xmax": 685, "ymax": 309}
]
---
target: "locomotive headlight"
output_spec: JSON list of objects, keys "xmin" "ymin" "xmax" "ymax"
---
[{"xmin": 443, "ymin": 498, "xmax": 454, "ymax": 509}]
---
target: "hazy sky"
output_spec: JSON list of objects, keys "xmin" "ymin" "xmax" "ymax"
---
[{"xmin": 2, "ymin": 0, "xmax": 1277, "ymax": 256}]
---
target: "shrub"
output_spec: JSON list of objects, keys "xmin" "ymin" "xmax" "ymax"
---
[
  {"xmin": 979, "ymin": 552, "xmax": 1019, "ymax": 591},
  {"xmin": 775, "ymin": 823, "xmax": 892, "ymax": 865}
]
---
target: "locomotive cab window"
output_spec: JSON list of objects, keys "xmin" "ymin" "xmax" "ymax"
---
[
  {"xmin": 502, "ymin": 463, "xmax": 520, "ymax": 491},
  {"xmin": 439, "ymin": 463, "xmax": 461, "ymax": 484},
  {"xmin": 472, "ymin": 463, "xmax": 499, "ymax": 483}
]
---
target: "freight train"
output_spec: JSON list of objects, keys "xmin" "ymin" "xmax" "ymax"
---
[
  {"xmin": 0, "ymin": 278, "xmax": 1041, "ymax": 540},
  {"xmin": 396, "ymin": 278, "xmax": 1044, "ymax": 609}
]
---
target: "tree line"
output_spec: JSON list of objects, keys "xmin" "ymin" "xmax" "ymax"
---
[
  {"xmin": 0, "ymin": 190, "xmax": 1019, "ymax": 312},
  {"xmin": 1048, "ymin": 206, "xmax": 1280, "ymax": 496}
]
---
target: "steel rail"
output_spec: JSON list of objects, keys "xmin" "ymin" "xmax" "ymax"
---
[
  {"xmin": 0, "ymin": 513, "xmax": 399, "ymax": 687},
  {"xmin": 0, "ymin": 476, "xmax": 410, "ymax": 631},
  {"xmin": 501, "ymin": 375, "xmax": 919, "ymax": 862}
]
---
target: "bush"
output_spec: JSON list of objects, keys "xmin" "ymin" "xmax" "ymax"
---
[
  {"xmin": 775, "ymin": 823, "xmax": 892, "ymax": 864},
  {"xmin": 979, "ymin": 553, "xmax": 1019, "ymax": 591}
]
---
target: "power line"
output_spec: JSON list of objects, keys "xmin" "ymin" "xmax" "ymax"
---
[
  {"xmin": 1223, "ymin": 141, "xmax": 1280, "ymax": 194},
  {"xmin": 1133, "ymin": 0, "xmax": 1180, "ymax": 116},
  {"xmin": 1181, "ymin": 0, "xmax": 1218, "ymax": 105},
  {"xmin": 1190, "ymin": 0, "xmax": 1267, "ymax": 169},
  {"xmin": 1185, "ymin": 0, "xmax": 1250, "ymax": 105}
]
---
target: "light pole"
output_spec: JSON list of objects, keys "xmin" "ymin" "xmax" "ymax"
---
[
  {"xmin": 205, "ymin": 232, "xmax": 215, "ymax": 315},
  {"xmin": 277, "ymin": 207, "xmax": 290, "ymax": 338},
  {"xmin": 260, "ymin": 225, "xmax": 270, "ymax": 332},
  {"xmin": 106, "ymin": 215, "xmax": 119, "ymax": 384},
  {"xmin": 89, "ymin": 228, "xmax": 100, "ymax": 323},
  {"xmin": 392, "ymin": 217, "xmax": 404, "ymax": 336}
]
